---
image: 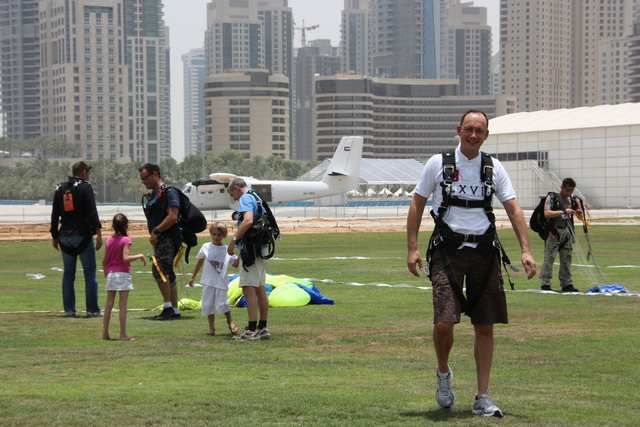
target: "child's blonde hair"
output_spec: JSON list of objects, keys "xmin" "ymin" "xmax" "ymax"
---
[{"xmin": 209, "ymin": 222, "xmax": 228, "ymax": 237}]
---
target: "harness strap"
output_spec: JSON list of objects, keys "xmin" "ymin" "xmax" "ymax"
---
[
  {"xmin": 438, "ymin": 150, "xmax": 495, "ymax": 223},
  {"xmin": 430, "ymin": 212, "xmax": 495, "ymax": 245},
  {"xmin": 447, "ymin": 198, "xmax": 486, "ymax": 209},
  {"xmin": 494, "ymin": 235, "xmax": 516, "ymax": 290}
]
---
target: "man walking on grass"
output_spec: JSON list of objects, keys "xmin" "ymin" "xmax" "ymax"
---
[{"xmin": 406, "ymin": 110, "xmax": 537, "ymax": 417}]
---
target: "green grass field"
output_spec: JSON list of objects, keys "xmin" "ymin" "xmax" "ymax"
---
[{"xmin": 1, "ymin": 226, "xmax": 639, "ymax": 426}]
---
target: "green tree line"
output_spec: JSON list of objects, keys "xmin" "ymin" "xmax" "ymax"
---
[{"xmin": 0, "ymin": 150, "xmax": 315, "ymax": 203}]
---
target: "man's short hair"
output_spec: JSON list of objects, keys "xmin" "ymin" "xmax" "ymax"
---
[
  {"xmin": 562, "ymin": 177, "xmax": 576, "ymax": 189},
  {"xmin": 71, "ymin": 161, "xmax": 92, "ymax": 177},
  {"xmin": 139, "ymin": 163, "xmax": 161, "ymax": 177},
  {"xmin": 459, "ymin": 110, "xmax": 489, "ymax": 128},
  {"xmin": 228, "ymin": 177, "xmax": 247, "ymax": 193}
]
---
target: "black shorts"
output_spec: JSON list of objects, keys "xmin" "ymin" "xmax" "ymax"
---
[
  {"xmin": 152, "ymin": 236, "xmax": 179, "ymax": 285},
  {"xmin": 430, "ymin": 246, "xmax": 508, "ymax": 325}
]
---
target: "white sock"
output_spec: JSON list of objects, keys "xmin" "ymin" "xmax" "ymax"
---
[
  {"xmin": 173, "ymin": 307, "xmax": 180, "ymax": 314},
  {"xmin": 163, "ymin": 302, "xmax": 172, "ymax": 309}
]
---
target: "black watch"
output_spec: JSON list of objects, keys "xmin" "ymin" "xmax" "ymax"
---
[{"xmin": 152, "ymin": 227, "xmax": 161, "ymax": 236}]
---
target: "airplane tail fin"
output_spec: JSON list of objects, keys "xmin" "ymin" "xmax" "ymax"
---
[{"xmin": 322, "ymin": 136, "xmax": 363, "ymax": 185}]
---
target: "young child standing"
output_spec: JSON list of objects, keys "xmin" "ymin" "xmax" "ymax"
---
[
  {"xmin": 102, "ymin": 213, "xmax": 146, "ymax": 341},
  {"xmin": 188, "ymin": 222, "xmax": 240, "ymax": 336}
]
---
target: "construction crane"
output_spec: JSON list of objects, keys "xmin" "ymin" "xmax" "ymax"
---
[{"xmin": 295, "ymin": 20, "xmax": 319, "ymax": 48}]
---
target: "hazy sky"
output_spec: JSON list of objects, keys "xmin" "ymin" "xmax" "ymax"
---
[{"xmin": 164, "ymin": 0, "xmax": 500, "ymax": 161}]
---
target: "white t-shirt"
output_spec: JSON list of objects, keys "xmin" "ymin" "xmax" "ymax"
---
[
  {"xmin": 415, "ymin": 145, "xmax": 516, "ymax": 237},
  {"xmin": 196, "ymin": 242, "xmax": 238, "ymax": 289}
]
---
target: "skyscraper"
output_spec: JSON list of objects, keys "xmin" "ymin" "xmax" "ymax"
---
[
  {"xmin": 204, "ymin": 0, "xmax": 294, "ymax": 158},
  {"xmin": 203, "ymin": 70, "xmax": 289, "ymax": 159},
  {"xmin": 294, "ymin": 40, "xmax": 341, "ymax": 160},
  {"xmin": 123, "ymin": 0, "xmax": 171, "ymax": 163},
  {"xmin": 368, "ymin": 0, "xmax": 445, "ymax": 79},
  {"xmin": 159, "ymin": 25, "xmax": 171, "ymax": 161},
  {"xmin": 501, "ymin": 0, "xmax": 638, "ymax": 112},
  {"xmin": 183, "ymin": 48, "xmax": 206, "ymax": 157},
  {"xmin": 629, "ymin": 9, "xmax": 640, "ymax": 102},
  {"xmin": 422, "ymin": 0, "xmax": 441, "ymax": 78},
  {"xmin": 572, "ymin": 0, "xmax": 636, "ymax": 107},
  {"xmin": 444, "ymin": 1, "xmax": 491, "ymax": 96},
  {"xmin": 500, "ymin": 0, "xmax": 573, "ymax": 112},
  {"xmin": 490, "ymin": 51, "xmax": 501, "ymax": 96},
  {"xmin": 308, "ymin": 39, "xmax": 339, "ymax": 57},
  {"xmin": 257, "ymin": 0, "xmax": 293, "ymax": 77},
  {"xmin": 204, "ymin": 0, "xmax": 262, "ymax": 76},
  {"xmin": 39, "ymin": 0, "xmax": 130, "ymax": 161},
  {"xmin": 340, "ymin": 0, "xmax": 371, "ymax": 76},
  {"xmin": 0, "ymin": 0, "xmax": 40, "ymax": 141},
  {"xmin": 370, "ymin": 0, "xmax": 423, "ymax": 78},
  {"xmin": 257, "ymin": 0, "xmax": 293, "ymax": 158}
]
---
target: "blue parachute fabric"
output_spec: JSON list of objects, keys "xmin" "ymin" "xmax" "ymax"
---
[
  {"xmin": 265, "ymin": 284, "xmax": 274, "ymax": 294},
  {"xmin": 236, "ymin": 295, "xmax": 247, "ymax": 307},
  {"xmin": 298, "ymin": 284, "xmax": 335, "ymax": 305},
  {"xmin": 586, "ymin": 283, "xmax": 628, "ymax": 294}
]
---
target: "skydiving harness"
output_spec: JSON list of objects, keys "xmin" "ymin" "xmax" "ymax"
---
[
  {"xmin": 237, "ymin": 190, "xmax": 280, "ymax": 271},
  {"xmin": 426, "ymin": 151, "xmax": 515, "ymax": 316},
  {"xmin": 550, "ymin": 193, "xmax": 578, "ymax": 252}
]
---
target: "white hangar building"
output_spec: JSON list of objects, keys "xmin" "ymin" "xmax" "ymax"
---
[{"xmin": 483, "ymin": 104, "xmax": 640, "ymax": 209}]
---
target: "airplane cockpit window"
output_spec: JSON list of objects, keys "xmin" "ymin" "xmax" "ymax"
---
[{"xmin": 182, "ymin": 184, "xmax": 191, "ymax": 194}]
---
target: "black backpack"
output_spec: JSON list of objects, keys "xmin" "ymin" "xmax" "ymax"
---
[
  {"xmin": 172, "ymin": 186, "xmax": 207, "ymax": 263},
  {"xmin": 143, "ymin": 186, "xmax": 207, "ymax": 263},
  {"xmin": 54, "ymin": 179, "xmax": 93, "ymax": 255},
  {"xmin": 246, "ymin": 189, "xmax": 280, "ymax": 258},
  {"xmin": 529, "ymin": 192, "xmax": 556, "ymax": 240}
]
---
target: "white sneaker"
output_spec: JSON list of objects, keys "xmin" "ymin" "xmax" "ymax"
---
[
  {"xmin": 472, "ymin": 394, "xmax": 503, "ymax": 417},
  {"xmin": 233, "ymin": 329, "xmax": 260, "ymax": 341},
  {"xmin": 436, "ymin": 369, "xmax": 454, "ymax": 409},
  {"xmin": 256, "ymin": 327, "xmax": 271, "ymax": 340}
]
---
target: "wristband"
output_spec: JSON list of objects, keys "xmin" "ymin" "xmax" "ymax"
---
[{"xmin": 152, "ymin": 227, "xmax": 161, "ymax": 236}]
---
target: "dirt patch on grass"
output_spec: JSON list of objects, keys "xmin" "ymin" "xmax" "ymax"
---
[
  {"xmin": 1, "ymin": 218, "xmax": 543, "ymax": 241},
  {"xmin": 0, "ymin": 219, "xmax": 418, "ymax": 241}
]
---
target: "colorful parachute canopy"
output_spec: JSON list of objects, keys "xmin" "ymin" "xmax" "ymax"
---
[
  {"xmin": 227, "ymin": 274, "xmax": 334, "ymax": 307},
  {"xmin": 268, "ymin": 283, "xmax": 311, "ymax": 307}
]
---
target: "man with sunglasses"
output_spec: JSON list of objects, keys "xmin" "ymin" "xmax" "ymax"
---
[{"xmin": 139, "ymin": 163, "xmax": 182, "ymax": 320}]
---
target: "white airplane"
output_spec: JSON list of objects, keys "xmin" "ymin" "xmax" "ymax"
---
[{"xmin": 183, "ymin": 136, "xmax": 363, "ymax": 210}]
